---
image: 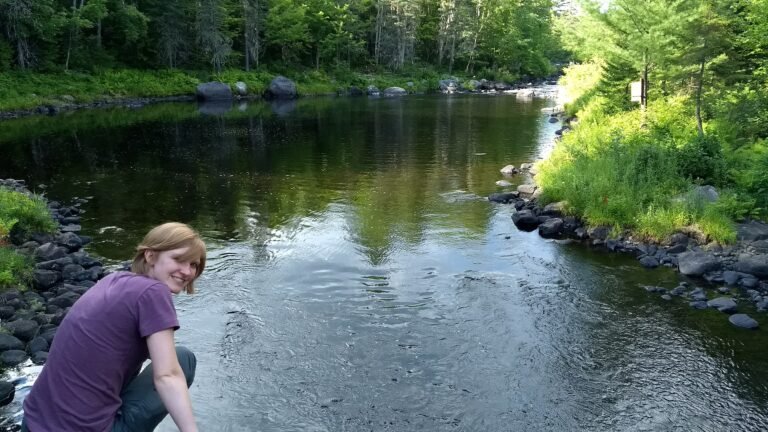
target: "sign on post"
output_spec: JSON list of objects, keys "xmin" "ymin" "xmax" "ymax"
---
[{"xmin": 630, "ymin": 81, "xmax": 643, "ymax": 103}]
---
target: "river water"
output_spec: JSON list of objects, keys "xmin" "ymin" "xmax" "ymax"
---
[{"xmin": 1, "ymin": 93, "xmax": 767, "ymax": 431}]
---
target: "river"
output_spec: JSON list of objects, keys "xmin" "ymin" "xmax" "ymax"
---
[{"xmin": 1, "ymin": 93, "xmax": 767, "ymax": 431}]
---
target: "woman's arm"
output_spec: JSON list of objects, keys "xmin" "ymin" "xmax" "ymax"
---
[{"xmin": 146, "ymin": 329, "xmax": 198, "ymax": 432}]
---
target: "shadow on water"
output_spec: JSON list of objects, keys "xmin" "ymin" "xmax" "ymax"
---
[{"xmin": 1, "ymin": 94, "xmax": 768, "ymax": 431}]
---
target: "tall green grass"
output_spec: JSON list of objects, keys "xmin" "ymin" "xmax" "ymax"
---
[
  {"xmin": 0, "ymin": 187, "xmax": 56, "ymax": 241},
  {"xmin": 537, "ymin": 96, "xmax": 738, "ymax": 243}
]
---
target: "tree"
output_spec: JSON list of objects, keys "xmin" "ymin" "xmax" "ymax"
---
[
  {"xmin": 265, "ymin": 0, "xmax": 309, "ymax": 63},
  {"xmin": 198, "ymin": 0, "xmax": 232, "ymax": 72}
]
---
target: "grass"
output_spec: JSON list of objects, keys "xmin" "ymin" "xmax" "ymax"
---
[
  {"xmin": 0, "ymin": 187, "xmax": 56, "ymax": 291},
  {"xmin": 536, "ymin": 95, "xmax": 744, "ymax": 244}
]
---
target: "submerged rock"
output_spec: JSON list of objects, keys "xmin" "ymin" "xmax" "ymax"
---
[
  {"xmin": 729, "ymin": 314, "xmax": 758, "ymax": 329},
  {"xmin": 707, "ymin": 297, "xmax": 738, "ymax": 313}
]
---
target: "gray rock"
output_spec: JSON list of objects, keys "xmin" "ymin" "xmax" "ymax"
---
[
  {"xmin": 4, "ymin": 319, "xmax": 39, "ymax": 341},
  {"xmin": 723, "ymin": 270, "xmax": 741, "ymax": 285},
  {"xmin": 383, "ymin": 87, "xmax": 407, "ymax": 96},
  {"xmin": 265, "ymin": 76, "xmax": 297, "ymax": 100},
  {"xmin": 737, "ymin": 220, "xmax": 768, "ymax": 241},
  {"xmin": 670, "ymin": 286, "xmax": 687, "ymax": 296},
  {"xmin": 234, "ymin": 81, "xmax": 248, "ymax": 96},
  {"xmin": 33, "ymin": 269, "xmax": 61, "ymax": 290},
  {"xmin": 707, "ymin": 297, "xmax": 738, "ymax": 313},
  {"xmin": 0, "ymin": 334, "xmax": 24, "ymax": 351},
  {"xmin": 35, "ymin": 257, "xmax": 73, "ymax": 271},
  {"xmin": 495, "ymin": 180, "xmax": 512, "ymax": 187},
  {"xmin": 0, "ymin": 306, "xmax": 14, "ymax": 320},
  {"xmin": 56, "ymin": 232, "xmax": 83, "ymax": 251},
  {"xmin": 538, "ymin": 218, "xmax": 564, "ymax": 238},
  {"xmin": 542, "ymin": 201, "xmax": 567, "ymax": 217},
  {"xmin": 691, "ymin": 185, "xmax": 719, "ymax": 202},
  {"xmin": 48, "ymin": 291, "xmax": 80, "ymax": 308},
  {"xmin": 639, "ymin": 256, "xmax": 660, "ymax": 268},
  {"xmin": 27, "ymin": 336, "xmax": 48, "ymax": 354},
  {"xmin": 667, "ymin": 244, "xmax": 687, "ymax": 254},
  {"xmin": 740, "ymin": 276, "xmax": 759, "ymax": 289},
  {"xmin": 588, "ymin": 226, "xmax": 611, "ymax": 241},
  {"xmin": 512, "ymin": 210, "xmax": 541, "ymax": 232},
  {"xmin": 195, "ymin": 81, "xmax": 233, "ymax": 101},
  {"xmin": 0, "ymin": 350, "xmax": 27, "ymax": 367},
  {"xmin": 690, "ymin": 288, "xmax": 707, "ymax": 302},
  {"xmin": 661, "ymin": 294, "xmax": 672, "ymax": 301},
  {"xmin": 669, "ymin": 233, "xmax": 690, "ymax": 246},
  {"xmin": 517, "ymin": 184, "xmax": 536, "ymax": 195},
  {"xmin": 689, "ymin": 300, "xmax": 708, "ymax": 309},
  {"xmin": 488, "ymin": 192, "xmax": 519, "ymax": 203},
  {"xmin": 677, "ymin": 251, "xmax": 720, "ymax": 276},
  {"xmin": 732, "ymin": 254, "xmax": 768, "ymax": 278},
  {"xmin": 500, "ymin": 165, "xmax": 516, "ymax": 175},
  {"xmin": 438, "ymin": 79, "xmax": 459, "ymax": 92},
  {"xmin": 60, "ymin": 224, "xmax": 81, "ymax": 233},
  {"xmin": 366, "ymin": 85, "xmax": 380, "ymax": 96},
  {"xmin": 34, "ymin": 243, "xmax": 67, "ymax": 262},
  {"xmin": 31, "ymin": 351, "xmax": 48, "ymax": 365},
  {"xmin": 729, "ymin": 314, "xmax": 758, "ymax": 329},
  {"xmin": 0, "ymin": 381, "xmax": 13, "ymax": 407}
]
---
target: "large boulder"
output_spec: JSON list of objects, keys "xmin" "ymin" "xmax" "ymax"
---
[
  {"xmin": 512, "ymin": 210, "xmax": 541, "ymax": 232},
  {"xmin": 195, "ymin": 81, "xmax": 233, "ymax": 101},
  {"xmin": 383, "ymin": 87, "xmax": 407, "ymax": 97},
  {"xmin": 538, "ymin": 218, "xmax": 563, "ymax": 238},
  {"xmin": 729, "ymin": 314, "xmax": 758, "ymax": 329},
  {"xmin": 366, "ymin": 85, "xmax": 380, "ymax": 96},
  {"xmin": 264, "ymin": 76, "xmax": 297, "ymax": 100},
  {"xmin": 733, "ymin": 254, "xmax": 768, "ymax": 279},
  {"xmin": 438, "ymin": 79, "xmax": 459, "ymax": 93},
  {"xmin": 677, "ymin": 251, "xmax": 720, "ymax": 276},
  {"xmin": 4, "ymin": 319, "xmax": 39, "ymax": 341},
  {"xmin": 737, "ymin": 221, "xmax": 768, "ymax": 242}
]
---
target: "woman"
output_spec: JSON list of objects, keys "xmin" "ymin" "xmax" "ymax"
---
[{"xmin": 22, "ymin": 222, "xmax": 206, "ymax": 432}]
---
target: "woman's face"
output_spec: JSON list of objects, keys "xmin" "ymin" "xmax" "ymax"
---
[{"xmin": 145, "ymin": 247, "xmax": 200, "ymax": 294}]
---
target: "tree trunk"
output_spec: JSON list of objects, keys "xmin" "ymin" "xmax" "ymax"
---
[{"xmin": 695, "ymin": 57, "xmax": 705, "ymax": 137}]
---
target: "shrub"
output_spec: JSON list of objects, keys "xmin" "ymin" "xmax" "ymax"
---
[
  {"xmin": 0, "ymin": 248, "xmax": 32, "ymax": 290},
  {"xmin": 0, "ymin": 187, "xmax": 56, "ymax": 241}
]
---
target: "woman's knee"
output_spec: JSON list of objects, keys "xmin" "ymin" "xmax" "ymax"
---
[{"xmin": 175, "ymin": 346, "xmax": 196, "ymax": 387}]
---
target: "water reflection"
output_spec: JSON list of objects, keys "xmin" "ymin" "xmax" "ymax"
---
[{"xmin": 1, "ymin": 95, "xmax": 767, "ymax": 430}]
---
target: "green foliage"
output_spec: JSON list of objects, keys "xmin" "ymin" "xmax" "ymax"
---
[
  {"xmin": 0, "ymin": 248, "xmax": 32, "ymax": 290},
  {"xmin": 0, "ymin": 187, "xmax": 56, "ymax": 241}
]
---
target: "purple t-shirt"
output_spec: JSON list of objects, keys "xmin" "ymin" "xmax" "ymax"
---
[{"xmin": 23, "ymin": 272, "xmax": 179, "ymax": 432}]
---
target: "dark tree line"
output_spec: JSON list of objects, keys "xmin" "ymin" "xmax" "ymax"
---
[{"xmin": 0, "ymin": 0, "xmax": 561, "ymax": 77}]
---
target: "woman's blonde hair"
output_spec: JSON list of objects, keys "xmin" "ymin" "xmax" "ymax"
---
[{"xmin": 131, "ymin": 222, "xmax": 207, "ymax": 294}]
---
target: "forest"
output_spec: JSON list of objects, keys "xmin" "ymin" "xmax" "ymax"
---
[{"xmin": 0, "ymin": 0, "xmax": 560, "ymax": 78}]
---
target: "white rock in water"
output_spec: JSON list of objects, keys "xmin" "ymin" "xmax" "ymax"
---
[
  {"xmin": 496, "ymin": 180, "xmax": 513, "ymax": 187},
  {"xmin": 500, "ymin": 165, "xmax": 515, "ymax": 175}
]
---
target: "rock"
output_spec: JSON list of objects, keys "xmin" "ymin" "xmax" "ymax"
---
[
  {"xmin": 495, "ymin": 180, "xmax": 512, "ymax": 187},
  {"xmin": 740, "ymin": 276, "xmax": 759, "ymax": 289},
  {"xmin": 667, "ymin": 244, "xmax": 687, "ymax": 254},
  {"xmin": 691, "ymin": 185, "xmax": 719, "ymax": 202},
  {"xmin": 718, "ymin": 287, "xmax": 731, "ymax": 294},
  {"xmin": 234, "ymin": 81, "xmax": 248, "ymax": 96},
  {"xmin": 690, "ymin": 288, "xmax": 707, "ymax": 301},
  {"xmin": 4, "ymin": 319, "xmax": 39, "ymax": 341},
  {"xmin": 517, "ymin": 184, "xmax": 536, "ymax": 195},
  {"xmin": 56, "ymin": 232, "xmax": 83, "ymax": 252},
  {"xmin": 438, "ymin": 79, "xmax": 459, "ymax": 92},
  {"xmin": 36, "ymin": 257, "xmax": 73, "ymax": 271},
  {"xmin": 366, "ymin": 85, "xmax": 380, "ymax": 96},
  {"xmin": 639, "ymin": 256, "xmax": 660, "ymax": 268},
  {"xmin": 538, "ymin": 218, "xmax": 564, "ymax": 239},
  {"xmin": 689, "ymin": 300, "xmax": 708, "ymax": 309},
  {"xmin": 707, "ymin": 297, "xmax": 738, "ymax": 313},
  {"xmin": 661, "ymin": 294, "xmax": 672, "ymax": 301},
  {"xmin": 265, "ymin": 76, "xmax": 297, "ymax": 100},
  {"xmin": 40, "ymin": 327, "xmax": 57, "ymax": 346},
  {"xmin": 488, "ymin": 192, "xmax": 519, "ymax": 203},
  {"xmin": 729, "ymin": 314, "xmax": 758, "ymax": 329},
  {"xmin": 195, "ymin": 81, "xmax": 233, "ymax": 101},
  {"xmin": 732, "ymin": 254, "xmax": 768, "ymax": 278},
  {"xmin": 33, "ymin": 269, "xmax": 61, "ymax": 290},
  {"xmin": 0, "ymin": 306, "xmax": 14, "ymax": 320},
  {"xmin": 670, "ymin": 286, "xmax": 687, "ymax": 296},
  {"xmin": 0, "ymin": 381, "xmax": 13, "ymax": 407},
  {"xmin": 383, "ymin": 87, "xmax": 407, "ymax": 97},
  {"xmin": 348, "ymin": 86, "xmax": 363, "ymax": 96},
  {"xmin": 0, "ymin": 350, "xmax": 27, "ymax": 367},
  {"xmin": 588, "ymin": 226, "xmax": 611, "ymax": 241},
  {"xmin": 34, "ymin": 243, "xmax": 67, "ymax": 262},
  {"xmin": 31, "ymin": 351, "xmax": 48, "ymax": 365},
  {"xmin": 737, "ymin": 220, "xmax": 768, "ymax": 241},
  {"xmin": 512, "ymin": 210, "xmax": 541, "ymax": 232},
  {"xmin": 61, "ymin": 263, "xmax": 86, "ymax": 281},
  {"xmin": 677, "ymin": 251, "xmax": 720, "ymax": 276},
  {"xmin": 27, "ymin": 336, "xmax": 48, "ymax": 354},
  {"xmin": 0, "ymin": 334, "xmax": 24, "ymax": 352},
  {"xmin": 500, "ymin": 165, "xmax": 516, "ymax": 176},
  {"xmin": 542, "ymin": 201, "xmax": 567, "ymax": 217},
  {"xmin": 723, "ymin": 271, "xmax": 741, "ymax": 285},
  {"xmin": 48, "ymin": 291, "xmax": 80, "ymax": 308}
]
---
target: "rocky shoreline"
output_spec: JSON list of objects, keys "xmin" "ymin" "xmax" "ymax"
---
[
  {"xmin": 0, "ymin": 178, "xmax": 108, "ymax": 422},
  {"xmin": 489, "ymin": 128, "xmax": 768, "ymax": 330}
]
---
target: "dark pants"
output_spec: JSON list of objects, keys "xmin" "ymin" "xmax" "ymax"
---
[{"xmin": 22, "ymin": 346, "xmax": 196, "ymax": 432}]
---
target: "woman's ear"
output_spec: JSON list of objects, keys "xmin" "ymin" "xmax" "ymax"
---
[{"xmin": 143, "ymin": 250, "xmax": 155, "ymax": 265}]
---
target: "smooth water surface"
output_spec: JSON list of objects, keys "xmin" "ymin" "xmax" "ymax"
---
[{"xmin": 1, "ymin": 94, "xmax": 767, "ymax": 431}]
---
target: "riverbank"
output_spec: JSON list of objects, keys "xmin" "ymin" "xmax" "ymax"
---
[{"xmin": 0, "ymin": 69, "xmax": 557, "ymax": 121}]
